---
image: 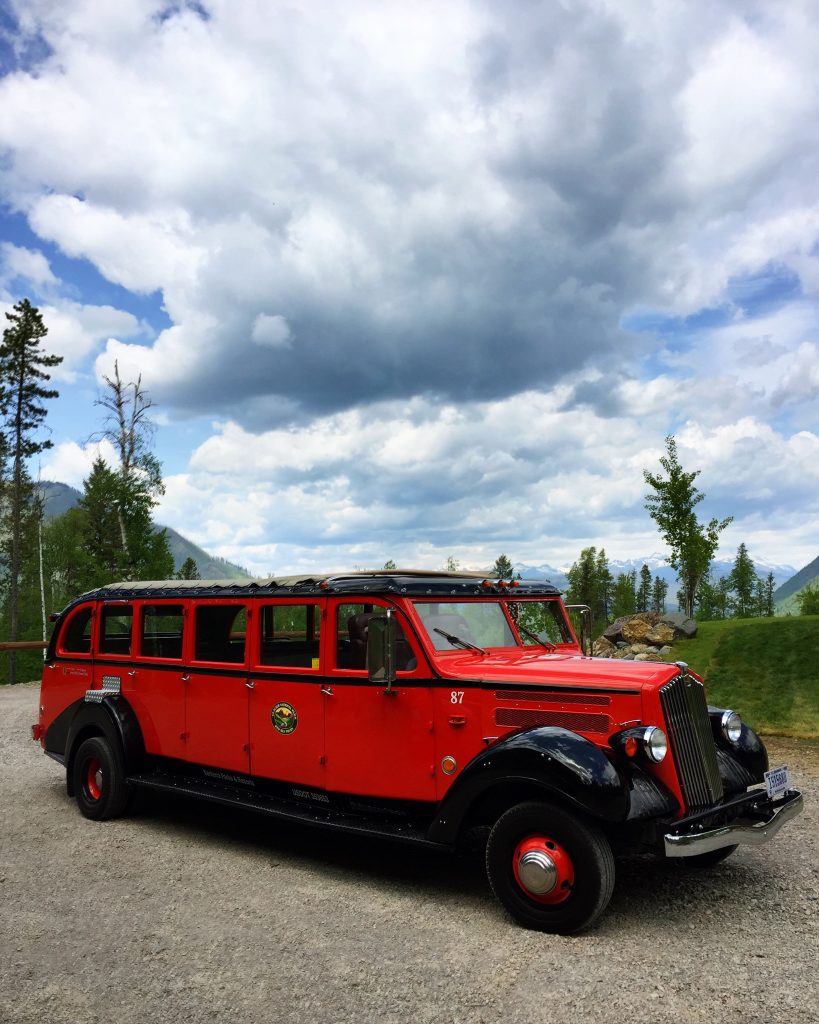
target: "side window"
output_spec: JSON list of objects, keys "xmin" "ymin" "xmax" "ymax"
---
[
  {"xmin": 140, "ymin": 604, "xmax": 184, "ymax": 660},
  {"xmin": 195, "ymin": 605, "xmax": 247, "ymax": 664},
  {"xmin": 99, "ymin": 606, "xmax": 134, "ymax": 656},
  {"xmin": 260, "ymin": 604, "xmax": 319, "ymax": 669},
  {"xmin": 59, "ymin": 606, "xmax": 93, "ymax": 654},
  {"xmin": 335, "ymin": 602, "xmax": 415, "ymax": 672}
]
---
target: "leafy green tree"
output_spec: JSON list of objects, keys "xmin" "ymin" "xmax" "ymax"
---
[
  {"xmin": 644, "ymin": 436, "xmax": 732, "ymax": 618},
  {"xmin": 177, "ymin": 557, "xmax": 201, "ymax": 580},
  {"xmin": 728, "ymin": 543, "xmax": 756, "ymax": 618},
  {"xmin": 797, "ymin": 584, "xmax": 819, "ymax": 616},
  {"xmin": 444, "ymin": 555, "xmax": 460, "ymax": 572},
  {"xmin": 382, "ymin": 559, "xmax": 397, "ymax": 570},
  {"xmin": 611, "ymin": 571, "xmax": 637, "ymax": 619},
  {"xmin": 0, "ymin": 299, "xmax": 62, "ymax": 683},
  {"xmin": 636, "ymin": 564, "xmax": 652, "ymax": 613},
  {"xmin": 492, "ymin": 553, "xmax": 515, "ymax": 580}
]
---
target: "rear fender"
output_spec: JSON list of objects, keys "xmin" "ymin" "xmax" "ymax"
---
[
  {"xmin": 59, "ymin": 698, "xmax": 145, "ymax": 797},
  {"xmin": 427, "ymin": 726, "xmax": 629, "ymax": 846}
]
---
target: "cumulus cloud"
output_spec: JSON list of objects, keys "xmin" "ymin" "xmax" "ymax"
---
[
  {"xmin": 2, "ymin": 0, "xmax": 818, "ymax": 572},
  {"xmin": 1, "ymin": 0, "xmax": 816, "ymax": 426}
]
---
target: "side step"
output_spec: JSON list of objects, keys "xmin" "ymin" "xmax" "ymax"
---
[{"xmin": 126, "ymin": 768, "xmax": 437, "ymax": 847}]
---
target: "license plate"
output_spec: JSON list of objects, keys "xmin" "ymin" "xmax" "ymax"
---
[{"xmin": 764, "ymin": 764, "xmax": 791, "ymax": 799}]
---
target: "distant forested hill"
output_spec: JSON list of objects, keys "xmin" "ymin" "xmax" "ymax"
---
[
  {"xmin": 37, "ymin": 481, "xmax": 252, "ymax": 581},
  {"xmin": 773, "ymin": 555, "xmax": 819, "ymax": 614}
]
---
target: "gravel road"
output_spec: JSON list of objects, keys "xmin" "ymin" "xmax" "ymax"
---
[{"xmin": 1, "ymin": 681, "xmax": 817, "ymax": 1024}]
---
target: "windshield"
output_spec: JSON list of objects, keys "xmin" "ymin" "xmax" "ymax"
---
[{"xmin": 413, "ymin": 599, "xmax": 572, "ymax": 652}]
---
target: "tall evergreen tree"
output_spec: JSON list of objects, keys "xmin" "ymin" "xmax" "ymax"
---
[
  {"xmin": 177, "ymin": 557, "xmax": 201, "ymax": 580},
  {"xmin": 644, "ymin": 436, "xmax": 732, "ymax": 618},
  {"xmin": 636, "ymin": 563, "xmax": 652, "ymax": 613},
  {"xmin": 492, "ymin": 553, "xmax": 515, "ymax": 580},
  {"xmin": 566, "ymin": 546, "xmax": 612, "ymax": 626},
  {"xmin": 611, "ymin": 571, "xmax": 637, "ymax": 619},
  {"xmin": 650, "ymin": 574, "xmax": 668, "ymax": 615},
  {"xmin": 0, "ymin": 299, "xmax": 62, "ymax": 684},
  {"xmin": 763, "ymin": 572, "xmax": 776, "ymax": 617},
  {"xmin": 728, "ymin": 543, "xmax": 757, "ymax": 618}
]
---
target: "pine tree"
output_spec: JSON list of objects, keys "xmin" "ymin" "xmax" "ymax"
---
[
  {"xmin": 177, "ymin": 557, "xmax": 201, "ymax": 580},
  {"xmin": 651, "ymin": 575, "xmax": 668, "ymax": 614},
  {"xmin": 636, "ymin": 564, "xmax": 652, "ymax": 613},
  {"xmin": 728, "ymin": 543, "xmax": 756, "ymax": 618},
  {"xmin": 0, "ymin": 299, "xmax": 62, "ymax": 684},
  {"xmin": 644, "ymin": 436, "xmax": 732, "ymax": 618},
  {"xmin": 492, "ymin": 554, "xmax": 515, "ymax": 580},
  {"xmin": 566, "ymin": 547, "xmax": 612, "ymax": 626},
  {"xmin": 763, "ymin": 572, "xmax": 776, "ymax": 617},
  {"xmin": 611, "ymin": 571, "xmax": 637, "ymax": 619}
]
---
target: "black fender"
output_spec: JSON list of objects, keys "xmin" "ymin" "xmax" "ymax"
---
[
  {"xmin": 708, "ymin": 708, "xmax": 768, "ymax": 795},
  {"xmin": 54, "ymin": 698, "xmax": 146, "ymax": 797},
  {"xmin": 427, "ymin": 726, "xmax": 629, "ymax": 846}
]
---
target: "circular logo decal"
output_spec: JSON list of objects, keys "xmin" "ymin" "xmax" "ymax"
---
[{"xmin": 271, "ymin": 702, "xmax": 298, "ymax": 735}]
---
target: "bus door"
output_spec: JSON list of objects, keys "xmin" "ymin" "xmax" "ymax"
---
[
  {"xmin": 323, "ymin": 599, "xmax": 436, "ymax": 802},
  {"xmin": 184, "ymin": 602, "xmax": 250, "ymax": 774},
  {"xmin": 248, "ymin": 601, "xmax": 324, "ymax": 789}
]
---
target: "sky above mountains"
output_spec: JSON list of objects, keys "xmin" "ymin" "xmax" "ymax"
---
[{"xmin": 1, "ymin": 0, "xmax": 818, "ymax": 576}]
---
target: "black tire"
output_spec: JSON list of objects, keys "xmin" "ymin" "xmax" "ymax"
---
[
  {"xmin": 485, "ymin": 801, "xmax": 614, "ymax": 934},
  {"xmin": 679, "ymin": 844, "xmax": 738, "ymax": 869},
  {"xmin": 72, "ymin": 736, "xmax": 129, "ymax": 821}
]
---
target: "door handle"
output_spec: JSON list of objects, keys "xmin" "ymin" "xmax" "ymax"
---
[
  {"xmin": 246, "ymin": 681, "xmax": 255, "ymax": 690},
  {"xmin": 181, "ymin": 673, "xmax": 190, "ymax": 682},
  {"xmin": 127, "ymin": 670, "xmax": 137, "ymax": 677},
  {"xmin": 321, "ymin": 685, "xmax": 333, "ymax": 696}
]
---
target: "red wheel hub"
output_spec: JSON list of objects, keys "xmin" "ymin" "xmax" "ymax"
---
[
  {"xmin": 513, "ymin": 835, "xmax": 574, "ymax": 905},
  {"xmin": 85, "ymin": 757, "xmax": 103, "ymax": 801}
]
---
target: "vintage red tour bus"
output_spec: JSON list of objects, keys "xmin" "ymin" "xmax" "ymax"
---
[{"xmin": 33, "ymin": 570, "xmax": 803, "ymax": 933}]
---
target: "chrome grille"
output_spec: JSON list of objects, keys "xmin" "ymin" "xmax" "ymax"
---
[{"xmin": 659, "ymin": 673, "xmax": 723, "ymax": 810}]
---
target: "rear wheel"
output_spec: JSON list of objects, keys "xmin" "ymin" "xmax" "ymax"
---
[
  {"xmin": 485, "ymin": 801, "xmax": 614, "ymax": 934},
  {"xmin": 72, "ymin": 736, "xmax": 129, "ymax": 821}
]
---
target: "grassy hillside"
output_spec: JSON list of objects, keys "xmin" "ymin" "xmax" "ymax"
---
[{"xmin": 674, "ymin": 616, "xmax": 819, "ymax": 739}]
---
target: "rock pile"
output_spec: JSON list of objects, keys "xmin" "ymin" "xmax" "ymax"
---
[{"xmin": 592, "ymin": 611, "xmax": 697, "ymax": 662}]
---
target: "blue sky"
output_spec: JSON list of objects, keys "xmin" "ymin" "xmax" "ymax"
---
[{"xmin": 1, "ymin": 0, "xmax": 818, "ymax": 576}]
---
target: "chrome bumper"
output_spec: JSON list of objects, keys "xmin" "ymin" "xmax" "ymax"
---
[{"xmin": 664, "ymin": 789, "xmax": 803, "ymax": 858}]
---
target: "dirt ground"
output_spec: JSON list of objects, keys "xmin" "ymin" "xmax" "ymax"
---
[{"xmin": 1, "ymin": 681, "xmax": 817, "ymax": 1024}]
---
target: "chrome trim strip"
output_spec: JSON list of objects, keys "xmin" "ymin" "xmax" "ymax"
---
[{"xmin": 664, "ymin": 791, "xmax": 803, "ymax": 857}]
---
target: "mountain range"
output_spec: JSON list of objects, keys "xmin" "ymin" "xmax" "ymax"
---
[
  {"xmin": 38, "ymin": 480, "xmax": 816, "ymax": 604},
  {"xmin": 38, "ymin": 481, "xmax": 252, "ymax": 581},
  {"xmin": 510, "ymin": 555, "xmax": 797, "ymax": 595}
]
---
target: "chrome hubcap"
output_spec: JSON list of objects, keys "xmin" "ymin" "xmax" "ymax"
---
[{"xmin": 518, "ymin": 849, "xmax": 558, "ymax": 895}]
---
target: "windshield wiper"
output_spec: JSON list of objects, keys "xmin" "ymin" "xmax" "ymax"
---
[
  {"xmin": 433, "ymin": 627, "xmax": 487, "ymax": 655},
  {"xmin": 517, "ymin": 625, "xmax": 557, "ymax": 652}
]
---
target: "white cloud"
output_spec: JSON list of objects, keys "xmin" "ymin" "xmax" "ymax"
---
[{"xmin": 40, "ymin": 438, "xmax": 119, "ymax": 489}]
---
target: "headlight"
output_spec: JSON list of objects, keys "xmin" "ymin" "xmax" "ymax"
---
[
  {"xmin": 721, "ymin": 710, "xmax": 742, "ymax": 743},
  {"xmin": 643, "ymin": 726, "xmax": 668, "ymax": 763}
]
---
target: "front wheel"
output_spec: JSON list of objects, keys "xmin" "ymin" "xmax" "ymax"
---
[
  {"xmin": 72, "ymin": 736, "xmax": 129, "ymax": 821},
  {"xmin": 485, "ymin": 801, "xmax": 614, "ymax": 934}
]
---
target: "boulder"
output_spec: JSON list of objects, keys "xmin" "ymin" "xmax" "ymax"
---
[
  {"xmin": 621, "ymin": 613, "xmax": 659, "ymax": 643},
  {"xmin": 593, "ymin": 636, "xmax": 617, "ymax": 657},
  {"xmin": 603, "ymin": 616, "xmax": 631, "ymax": 644},
  {"xmin": 634, "ymin": 651, "xmax": 664, "ymax": 662},
  {"xmin": 660, "ymin": 612, "xmax": 697, "ymax": 639},
  {"xmin": 645, "ymin": 622, "xmax": 675, "ymax": 646}
]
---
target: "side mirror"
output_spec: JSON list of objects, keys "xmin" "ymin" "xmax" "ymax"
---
[{"xmin": 367, "ymin": 611, "xmax": 397, "ymax": 692}]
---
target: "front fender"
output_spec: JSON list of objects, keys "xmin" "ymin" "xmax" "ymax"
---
[{"xmin": 427, "ymin": 726, "xmax": 629, "ymax": 845}]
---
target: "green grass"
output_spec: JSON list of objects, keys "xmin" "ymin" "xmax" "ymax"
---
[{"xmin": 673, "ymin": 615, "xmax": 819, "ymax": 739}]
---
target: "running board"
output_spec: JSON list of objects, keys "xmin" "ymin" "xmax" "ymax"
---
[{"xmin": 126, "ymin": 769, "xmax": 437, "ymax": 847}]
